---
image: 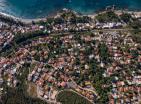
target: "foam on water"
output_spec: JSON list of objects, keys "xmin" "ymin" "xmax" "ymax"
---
[{"xmin": 0, "ymin": 0, "xmax": 141, "ymax": 19}]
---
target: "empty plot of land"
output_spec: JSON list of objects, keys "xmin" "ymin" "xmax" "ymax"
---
[{"xmin": 56, "ymin": 90, "xmax": 93, "ymax": 104}]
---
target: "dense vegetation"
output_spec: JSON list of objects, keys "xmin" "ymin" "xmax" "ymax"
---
[
  {"xmin": 37, "ymin": 11, "xmax": 91, "ymax": 27},
  {"xmin": 131, "ymin": 30, "xmax": 141, "ymax": 43},
  {"xmin": 120, "ymin": 13, "xmax": 132, "ymax": 23},
  {"xmin": 56, "ymin": 90, "xmax": 92, "ymax": 104},
  {"xmin": 129, "ymin": 19, "xmax": 141, "ymax": 29},
  {"xmin": 96, "ymin": 11, "xmax": 119, "ymax": 23}
]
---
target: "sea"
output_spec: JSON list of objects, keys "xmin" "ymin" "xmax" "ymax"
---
[{"xmin": 0, "ymin": 0, "xmax": 141, "ymax": 19}]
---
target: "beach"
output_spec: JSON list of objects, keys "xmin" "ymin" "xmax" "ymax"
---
[{"xmin": 0, "ymin": 12, "xmax": 47, "ymax": 24}]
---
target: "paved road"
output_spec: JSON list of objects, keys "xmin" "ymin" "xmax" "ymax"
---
[
  {"xmin": 91, "ymin": 28, "xmax": 138, "ymax": 32},
  {"xmin": 50, "ymin": 28, "xmax": 141, "ymax": 37}
]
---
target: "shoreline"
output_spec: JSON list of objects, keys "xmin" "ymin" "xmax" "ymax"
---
[
  {"xmin": 1, "ymin": 8, "xmax": 141, "ymax": 24},
  {"xmin": 0, "ymin": 12, "xmax": 48, "ymax": 24}
]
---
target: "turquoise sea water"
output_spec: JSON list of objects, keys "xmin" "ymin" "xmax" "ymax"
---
[{"xmin": 0, "ymin": 0, "xmax": 141, "ymax": 19}]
